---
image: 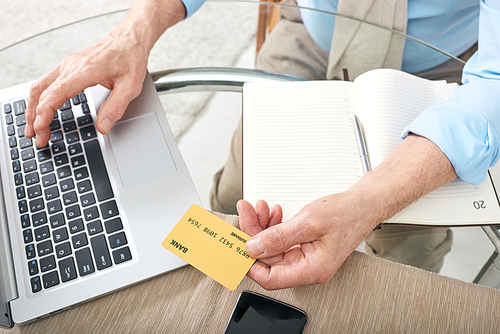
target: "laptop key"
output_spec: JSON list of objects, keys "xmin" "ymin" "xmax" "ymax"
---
[
  {"xmin": 68, "ymin": 218, "xmax": 84, "ymax": 234},
  {"xmin": 65, "ymin": 131, "xmax": 80, "ymax": 144},
  {"xmin": 20, "ymin": 214, "xmax": 30, "ymax": 228},
  {"xmin": 16, "ymin": 114, "xmax": 26, "ymax": 127},
  {"xmin": 54, "ymin": 153, "xmax": 69, "ymax": 166},
  {"xmin": 8, "ymin": 136, "xmax": 16, "ymax": 148},
  {"xmin": 77, "ymin": 114, "xmax": 93, "ymax": 127},
  {"xmin": 66, "ymin": 204, "xmax": 81, "ymax": 220},
  {"xmin": 27, "ymin": 184, "xmax": 42, "ymax": 198},
  {"xmin": 62, "ymin": 191, "xmax": 78, "ymax": 205},
  {"xmin": 50, "ymin": 119, "xmax": 61, "ymax": 131},
  {"xmin": 28, "ymin": 260, "xmax": 39, "ymax": 276},
  {"xmin": 47, "ymin": 199, "xmax": 62, "ymax": 214},
  {"xmin": 12, "ymin": 160, "xmax": 21, "ymax": 172},
  {"xmin": 83, "ymin": 206, "xmax": 99, "ymax": 221},
  {"xmin": 50, "ymin": 130, "xmax": 63, "ymax": 143},
  {"xmin": 108, "ymin": 232, "xmax": 127, "ymax": 249},
  {"xmin": 59, "ymin": 257, "xmax": 77, "ymax": 282},
  {"xmin": 74, "ymin": 167, "xmax": 89, "ymax": 180},
  {"xmin": 37, "ymin": 240, "xmax": 53, "ymax": 257},
  {"xmin": 100, "ymin": 200, "xmax": 119, "ymax": 220},
  {"xmin": 25, "ymin": 244, "xmax": 36, "ymax": 259},
  {"xmin": 18, "ymin": 126, "xmax": 26, "ymax": 138},
  {"xmin": 18, "ymin": 200, "xmax": 28, "ymax": 214},
  {"xmin": 104, "ymin": 218, "xmax": 123, "ymax": 234},
  {"xmin": 60, "ymin": 178, "xmax": 75, "ymax": 192},
  {"xmin": 45, "ymin": 186, "xmax": 59, "ymax": 200},
  {"xmin": 34, "ymin": 225, "xmax": 50, "ymax": 242},
  {"xmin": 51, "ymin": 142, "xmax": 65, "ymax": 155},
  {"xmin": 37, "ymin": 149, "xmax": 51, "ymax": 162},
  {"xmin": 57, "ymin": 165, "xmax": 72, "ymax": 179},
  {"xmin": 16, "ymin": 186, "xmax": 25, "ymax": 199},
  {"xmin": 4, "ymin": 103, "xmax": 12, "ymax": 113},
  {"xmin": 60, "ymin": 110, "xmax": 74, "ymax": 122},
  {"xmin": 80, "ymin": 125, "xmax": 97, "ymax": 141},
  {"xmin": 14, "ymin": 173, "xmax": 23, "ymax": 185},
  {"xmin": 68, "ymin": 143, "xmax": 82, "ymax": 155},
  {"xmin": 42, "ymin": 271, "xmax": 60, "ymax": 289},
  {"xmin": 52, "ymin": 227, "xmax": 69, "ymax": 243},
  {"xmin": 79, "ymin": 93, "xmax": 87, "ymax": 103},
  {"xmin": 81, "ymin": 193, "xmax": 96, "ymax": 207},
  {"xmin": 23, "ymin": 160, "xmax": 37, "ymax": 173},
  {"xmin": 6, "ymin": 124, "xmax": 15, "ymax": 135},
  {"xmin": 5, "ymin": 114, "xmax": 13, "ymax": 125},
  {"xmin": 40, "ymin": 255, "xmax": 56, "ymax": 272},
  {"xmin": 77, "ymin": 179, "xmax": 92, "ymax": 194},
  {"xmin": 30, "ymin": 198, "xmax": 44, "ymax": 213},
  {"xmin": 21, "ymin": 147, "xmax": 35, "ymax": 160},
  {"xmin": 25, "ymin": 171, "xmax": 39, "ymax": 185},
  {"xmin": 23, "ymin": 229, "xmax": 33, "ymax": 243},
  {"xmin": 50, "ymin": 213, "xmax": 65, "ymax": 228},
  {"xmin": 13, "ymin": 100, "xmax": 26, "ymax": 115},
  {"xmin": 19, "ymin": 137, "xmax": 32, "ymax": 149},
  {"xmin": 10, "ymin": 148, "xmax": 19, "ymax": 160},
  {"xmin": 112, "ymin": 247, "xmax": 132, "ymax": 265},
  {"xmin": 87, "ymin": 220, "xmax": 103, "ymax": 235},
  {"xmin": 63, "ymin": 120, "xmax": 77, "ymax": 132},
  {"xmin": 75, "ymin": 247, "xmax": 95, "ymax": 276},
  {"xmin": 30, "ymin": 277, "xmax": 42, "ymax": 293},
  {"xmin": 55, "ymin": 242, "xmax": 72, "ymax": 258},
  {"xmin": 59, "ymin": 100, "xmax": 71, "ymax": 111},
  {"xmin": 42, "ymin": 173, "xmax": 57, "ymax": 187},
  {"xmin": 84, "ymin": 139, "xmax": 113, "ymax": 201},
  {"xmin": 91, "ymin": 234, "xmax": 112, "ymax": 270},
  {"xmin": 81, "ymin": 103, "xmax": 90, "ymax": 114},
  {"xmin": 32, "ymin": 211, "xmax": 48, "ymax": 227}
]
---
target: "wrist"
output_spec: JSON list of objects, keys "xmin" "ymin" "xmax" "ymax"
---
[{"xmin": 114, "ymin": 0, "xmax": 186, "ymax": 52}]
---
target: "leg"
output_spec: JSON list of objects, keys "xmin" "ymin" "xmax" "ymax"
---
[{"xmin": 210, "ymin": 0, "xmax": 328, "ymax": 214}]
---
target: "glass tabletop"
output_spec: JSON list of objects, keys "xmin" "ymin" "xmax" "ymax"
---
[{"xmin": 1, "ymin": 0, "xmax": 496, "ymax": 289}]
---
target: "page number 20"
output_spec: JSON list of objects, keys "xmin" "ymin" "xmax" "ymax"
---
[{"xmin": 473, "ymin": 200, "xmax": 486, "ymax": 209}]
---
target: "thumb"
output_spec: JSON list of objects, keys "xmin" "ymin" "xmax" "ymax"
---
[
  {"xmin": 245, "ymin": 215, "xmax": 317, "ymax": 258},
  {"xmin": 96, "ymin": 82, "xmax": 142, "ymax": 135}
]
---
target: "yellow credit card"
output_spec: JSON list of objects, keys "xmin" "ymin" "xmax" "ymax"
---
[{"xmin": 162, "ymin": 204, "xmax": 256, "ymax": 290}]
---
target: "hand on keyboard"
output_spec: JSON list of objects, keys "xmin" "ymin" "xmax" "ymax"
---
[{"xmin": 24, "ymin": 26, "xmax": 149, "ymax": 148}]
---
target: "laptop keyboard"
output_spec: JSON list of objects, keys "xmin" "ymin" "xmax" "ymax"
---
[{"xmin": 3, "ymin": 93, "xmax": 133, "ymax": 294}]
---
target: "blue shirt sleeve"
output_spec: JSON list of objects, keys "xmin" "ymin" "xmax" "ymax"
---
[
  {"xmin": 181, "ymin": 0, "xmax": 205, "ymax": 18},
  {"xmin": 403, "ymin": 0, "xmax": 500, "ymax": 185}
]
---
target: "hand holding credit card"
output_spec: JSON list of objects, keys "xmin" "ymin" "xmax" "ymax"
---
[{"xmin": 162, "ymin": 204, "xmax": 256, "ymax": 290}]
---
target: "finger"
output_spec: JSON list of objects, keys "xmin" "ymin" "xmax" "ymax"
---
[
  {"xmin": 268, "ymin": 204, "xmax": 283, "ymax": 228},
  {"xmin": 36, "ymin": 70, "xmax": 100, "ymax": 131},
  {"xmin": 96, "ymin": 80, "xmax": 143, "ymax": 135},
  {"xmin": 256, "ymin": 253, "xmax": 284, "ymax": 266},
  {"xmin": 26, "ymin": 68, "xmax": 61, "ymax": 138},
  {"xmin": 245, "ymin": 213, "xmax": 323, "ymax": 258},
  {"xmin": 237, "ymin": 200, "xmax": 262, "ymax": 237},
  {"xmin": 34, "ymin": 127, "xmax": 52, "ymax": 149},
  {"xmin": 255, "ymin": 200, "xmax": 271, "ymax": 230},
  {"xmin": 247, "ymin": 246, "xmax": 335, "ymax": 290}
]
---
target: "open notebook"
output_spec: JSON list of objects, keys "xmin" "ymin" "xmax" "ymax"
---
[{"xmin": 243, "ymin": 69, "xmax": 500, "ymax": 226}]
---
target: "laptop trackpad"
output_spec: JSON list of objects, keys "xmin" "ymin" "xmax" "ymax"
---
[{"xmin": 108, "ymin": 113, "xmax": 177, "ymax": 188}]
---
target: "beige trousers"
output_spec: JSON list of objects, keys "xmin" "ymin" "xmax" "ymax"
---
[{"xmin": 210, "ymin": 1, "xmax": 476, "ymax": 273}]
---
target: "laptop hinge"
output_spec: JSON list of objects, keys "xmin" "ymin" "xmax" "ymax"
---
[{"xmin": 0, "ymin": 169, "xmax": 19, "ymax": 328}]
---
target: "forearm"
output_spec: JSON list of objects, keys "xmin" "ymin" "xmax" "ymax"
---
[
  {"xmin": 112, "ymin": 0, "xmax": 187, "ymax": 52},
  {"xmin": 347, "ymin": 134, "xmax": 458, "ymax": 229}
]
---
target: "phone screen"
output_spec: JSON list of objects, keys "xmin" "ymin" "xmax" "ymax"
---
[{"xmin": 224, "ymin": 291, "xmax": 307, "ymax": 334}]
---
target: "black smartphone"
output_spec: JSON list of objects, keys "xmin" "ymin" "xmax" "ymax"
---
[{"xmin": 224, "ymin": 291, "xmax": 307, "ymax": 334}]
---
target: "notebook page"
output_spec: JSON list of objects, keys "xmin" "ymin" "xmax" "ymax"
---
[
  {"xmin": 243, "ymin": 81, "xmax": 363, "ymax": 220},
  {"xmin": 353, "ymin": 69, "xmax": 452, "ymax": 169},
  {"xmin": 353, "ymin": 69, "xmax": 500, "ymax": 225}
]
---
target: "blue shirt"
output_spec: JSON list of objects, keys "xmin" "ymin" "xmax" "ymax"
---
[
  {"xmin": 181, "ymin": 0, "xmax": 500, "ymax": 186},
  {"xmin": 296, "ymin": 0, "xmax": 479, "ymax": 73}
]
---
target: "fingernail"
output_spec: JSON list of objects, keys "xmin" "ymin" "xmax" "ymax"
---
[
  {"xmin": 100, "ymin": 118, "xmax": 114, "ymax": 134},
  {"xmin": 246, "ymin": 237, "xmax": 265, "ymax": 257}
]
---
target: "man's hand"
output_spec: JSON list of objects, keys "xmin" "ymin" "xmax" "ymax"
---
[
  {"xmin": 238, "ymin": 135, "xmax": 458, "ymax": 290},
  {"xmin": 25, "ymin": 0, "xmax": 187, "ymax": 148}
]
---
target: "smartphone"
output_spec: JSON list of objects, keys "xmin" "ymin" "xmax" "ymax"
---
[{"xmin": 224, "ymin": 291, "xmax": 307, "ymax": 334}]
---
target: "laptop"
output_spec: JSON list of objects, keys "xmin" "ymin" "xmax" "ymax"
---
[{"xmin": 0, "ymin": 74, "xmax": 201, "ymax": 327}]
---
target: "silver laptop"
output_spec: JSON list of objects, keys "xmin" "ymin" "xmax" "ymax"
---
[{"xmin": 0, "ymin": 74, "xmax": 201, "ymax": 327}]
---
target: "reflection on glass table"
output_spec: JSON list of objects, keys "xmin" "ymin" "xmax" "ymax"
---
[{"xmin": 0, "ymin": 0, "xmax": 498, "ymax": 290}]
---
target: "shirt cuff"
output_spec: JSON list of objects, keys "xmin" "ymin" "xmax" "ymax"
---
[
  {"xmin": 181, "ymin": 0, "xmax": 205, "ymax": 18},
  {"xmin": 402, "ymin": 98, "xmax": 500, "ymax": 186}
]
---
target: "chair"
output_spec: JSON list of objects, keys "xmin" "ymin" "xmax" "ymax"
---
[{"xmin": 256, "ymin": 0, "xmax": 282, "ymax": 54}]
